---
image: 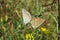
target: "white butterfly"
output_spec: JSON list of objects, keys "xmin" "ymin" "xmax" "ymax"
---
[
  {"xmin": 22, "ymin": 8, "xmax": 45, "ymax": 29},
  {"xmin": 22, "ymin": 8, "xmax": 32, "ymax": 24}
]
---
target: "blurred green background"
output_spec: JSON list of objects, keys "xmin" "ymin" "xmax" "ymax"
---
[{"xmin": 0, "ymin": 0, "xmax": 58, "ymax": 40}]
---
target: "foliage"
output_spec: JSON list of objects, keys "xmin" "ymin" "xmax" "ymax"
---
[{"xmin": 0, "ymin": 0, "xmax": 58, "ymax": 40}]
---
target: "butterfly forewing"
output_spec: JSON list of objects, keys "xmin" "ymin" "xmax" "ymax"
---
[{"xmin": 22, "ymin": 8, "xmax": 32, "ymax": 24}]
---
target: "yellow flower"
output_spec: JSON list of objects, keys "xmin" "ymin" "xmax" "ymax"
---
[
  {"xmin": 32, "ymin": 39, "xmax": 34, "ymax": 40},
  {"xmin": 41, "ymin": 27, "xmax": 47, "ymax": 32},
  {"xmin": 25, "ymin": 33, "xmax": 34, "ymax": 40},
  {"xmin": 31, "ymin": 35, "xmax": 34, "ymax": 38},
  {"xmin": 41, "ymin": 27, "xmax": 50, "ymax": 34},
  {"xmin": 1, "ymin": 17, "xmax": 3, "ymax": 22},
  {"xmin": 5, "ymin": 15, "xmax": 8, "ymax": 21},
  {"xmin": 29, "ymin": 34, "xmax": 31, "ymax": 38},
  {"xmin": 26, "ymin": 34, "xmax": 29, "ymax": 39}
]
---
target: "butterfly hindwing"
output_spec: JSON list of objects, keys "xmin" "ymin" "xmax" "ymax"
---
[{"xmin": 31, "ymin": 18, "xmax": 45, "ymax": 29}]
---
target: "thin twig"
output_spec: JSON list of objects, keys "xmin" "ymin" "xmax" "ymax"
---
[{"xmin": 49, "ymin": 13, "xmax": 57, "ymax": 24}]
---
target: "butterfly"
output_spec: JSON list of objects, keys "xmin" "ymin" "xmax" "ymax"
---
[{"xmin": 22, "ymin": 8, "xmax": 46, "ymax": 29}]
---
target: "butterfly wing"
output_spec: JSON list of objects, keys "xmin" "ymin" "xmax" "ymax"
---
[
  {"xmin": 31, "ymin": 18, "xmax": 45, "ymax": 29},
  {"xmin": 22, "ymin": 8, "xmax": 31, "ymax": 24}
]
